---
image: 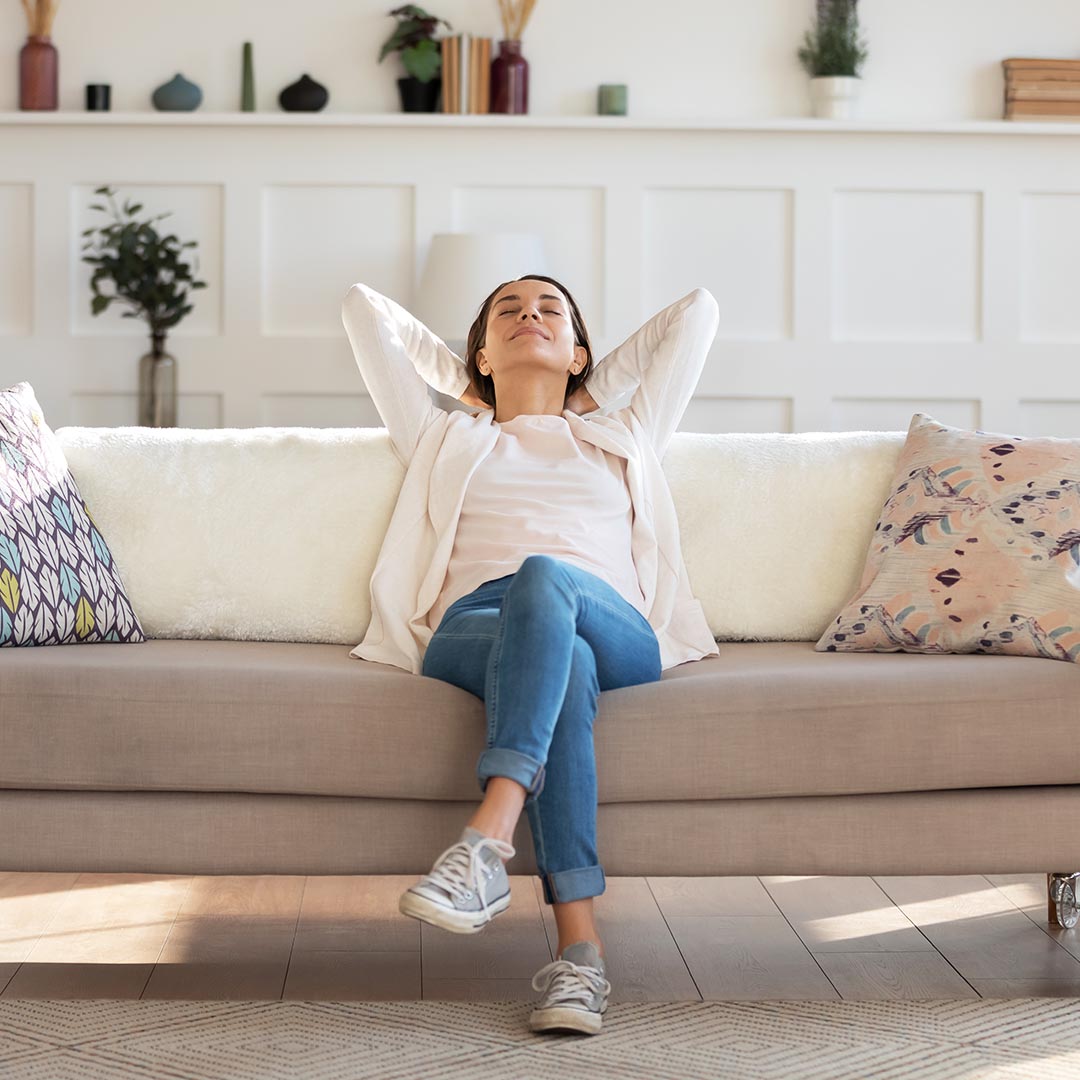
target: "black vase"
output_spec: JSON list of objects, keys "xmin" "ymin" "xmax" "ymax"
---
[
  {"xmin": 398, "ymin": 75, "xmax": 441, "ymax": 113},
  {"xmin": 279, "ymin": 73, "xmax": 329, "ymax": 112}
]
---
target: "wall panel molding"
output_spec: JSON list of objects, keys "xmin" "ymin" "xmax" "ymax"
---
[{"xmin": 2, "ymin": 119, "xmax": 1078, "ymax": 437}]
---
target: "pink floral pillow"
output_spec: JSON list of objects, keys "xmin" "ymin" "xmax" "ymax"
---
[{"xmin": 816, "ymin": 412, "xmax": 1080, "ymax": 663}]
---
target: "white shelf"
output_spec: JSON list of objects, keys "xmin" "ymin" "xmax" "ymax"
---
[{"xmin": 2, "ymin": 110, "xmax": 1079, "ymax": 134}]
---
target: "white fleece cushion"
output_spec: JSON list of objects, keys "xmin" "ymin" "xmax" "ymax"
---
[
  {"xmin": 664, "ymin": 429, "xmax": 906, "ymax": 640},
  {"xmin": 55, "ymin": 424, "xmax": 906, "ymax": 644},
  {"xmin": 55, "ymin": 426, "xmax": 405, "ymax": 644}
]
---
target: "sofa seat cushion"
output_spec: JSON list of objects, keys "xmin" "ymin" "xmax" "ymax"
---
[{"xmin": 2, "ymin": 639, "xmax": 1077, "ymax": 802}]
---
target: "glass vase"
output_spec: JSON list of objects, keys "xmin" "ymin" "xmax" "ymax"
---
[
  {"xmin": 19, "ymin": 34, "xmax": 58, "ymax": 111},
  {"xmin": 490, "ymin": 39, "xmax": 528, "ymax": 114},
  {"xmin": 138, "ymin": 345, "xmax": 177, "ymax": 427}
]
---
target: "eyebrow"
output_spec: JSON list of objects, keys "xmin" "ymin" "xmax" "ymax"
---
[{"xmin": 493, "ymin": 293, "xmax": 564, "ymax": 307}]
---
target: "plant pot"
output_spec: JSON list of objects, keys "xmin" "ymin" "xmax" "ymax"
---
[
  {"xmin": 19, "ymin": 34, "xmax": 58, "ymax": 110},
  {"xmin": 397, "ymin": 75, "xmax": 441, "ymax": 113},
  {"xmin": 809, "ymin": 75, "xmax": 861, "ymax": 120},
  {"xmin": 138, "ymin": 346, "xmax": 177, "ymax": 427}
]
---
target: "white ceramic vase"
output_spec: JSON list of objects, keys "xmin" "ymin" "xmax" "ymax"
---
[{"xmin": 809, "ymin": 75, "xmax": 861, "ymax": 119}]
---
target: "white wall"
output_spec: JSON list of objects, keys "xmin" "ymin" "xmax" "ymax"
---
[
  {"xmin": 4, "ymin": 1, "xmax": 1080, "ymax": 437},
  {"xmin": 4, "ymin": 114, "xmax": 1080, "ymax": 436},
  {"xmin": 2, "ymin": 0, "xmax": 1078, "ymax": 121}
]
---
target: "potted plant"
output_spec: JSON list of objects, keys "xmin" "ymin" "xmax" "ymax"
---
[
  {"xmin": 797, "ymin": 0, "xmax": 868, "ymax": 119},
  {"xmin": 80, "ymin": 186, "xmax": 207, "ymax": 428},
  {"xmin": 378, "ymin": 5, "xmax": 452, "ymax": 113}
]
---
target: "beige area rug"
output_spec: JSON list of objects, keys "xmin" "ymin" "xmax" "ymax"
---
[{"xmin": 1, "ymin": 998, "xmax": 1079, "ymax": 1080}]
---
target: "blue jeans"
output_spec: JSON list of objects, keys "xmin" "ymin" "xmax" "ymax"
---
[{"xmin": 421, "ymin": 554, "xmax": 663, "ymax": 906}]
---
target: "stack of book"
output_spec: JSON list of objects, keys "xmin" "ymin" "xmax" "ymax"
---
[
  {"xmin": 1003, "ymin": 57, "xmax": 1080, "ymax": 121},
  {"xmin": 440, "ymin": 33, "xmax": 493, "ymax": 114}
]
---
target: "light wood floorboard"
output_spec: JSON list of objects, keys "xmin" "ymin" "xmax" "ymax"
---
[{"xmin": 1, "ymin": 872, "xmax": 1078, "ymax": 1001}]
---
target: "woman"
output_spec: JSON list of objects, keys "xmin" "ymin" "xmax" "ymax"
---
[{"xmin": 341, "ymin": 273, "xmax": 719, "ymax": 1035}]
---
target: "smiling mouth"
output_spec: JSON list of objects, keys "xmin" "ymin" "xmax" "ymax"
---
[{"xmin": 513, "ymin": 329, "xmax": 547, "ymax": 339}]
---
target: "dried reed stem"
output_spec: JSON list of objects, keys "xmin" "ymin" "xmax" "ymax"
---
[
  {"xmin": 496, "ymin": 0, "xmax": 537, "ymax": 41},
  {"xmin": 41, "ymin": 0, "xmax": 59, "ymax": 36},
  {"xmin": 21, "ymin": 0, "xmax": 59, "ymax": 36}
]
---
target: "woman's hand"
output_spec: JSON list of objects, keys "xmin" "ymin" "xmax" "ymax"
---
[
  {"xmin": 458, "ymin": 384, "xmax": 492, "ymax": 410},
  {"xmin": 564, "ymin": 386, "xmax": 600, "ymax": 416}
]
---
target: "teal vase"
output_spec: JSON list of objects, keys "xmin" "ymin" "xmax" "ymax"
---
[{"xmin": 152, "ymin": 73, "xmax": 202, "ymax": 111}]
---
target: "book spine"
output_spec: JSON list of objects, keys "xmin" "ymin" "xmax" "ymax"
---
[
  {"xmin": 449, "ymin": 35, "xmax": 460, "ymax": 113},
  {"xmin": 1007, "ymin": 98, "xmax": 1080, "ymax": 115},
  {"xmin": 1005, "ymin": 111, "xmax": 1080, "ymax": 122},
  {"xmin": 441, "ymin": 38, "xmax": 451, "ymax": 113},
  {"xmin": 469, "ymin": 36, "xmax": 480, "ymax": 112},
  {"xmin": 1002, "ymin": 57, "xmax": 1080, "ymax": 72},
  {"xmin": 460, "ymin": 32, "xmax": 471, "ymax": 114},
  {"xmin": 1008, "ymin": 85, "xmax": 1080, "ymax": 101},
  {"xmin": 481, "ymin": 37, "xmax": 491, "ymax": 112},
  {"xmin": 1006, "ymin": 69, "xmax": 1080, "ymax": 83}
]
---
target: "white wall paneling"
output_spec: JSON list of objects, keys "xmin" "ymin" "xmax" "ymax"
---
[
  {"xmin": 1020, "ymin": 193, "xmax": 1080, "ymax": 343},
  {"xmin": 0, "ymin": 183, "xmax": 32, "ymax": 336},
  {"xmin": 2, "ymin": 115, "xmax": 1080, "ymax": 437}
]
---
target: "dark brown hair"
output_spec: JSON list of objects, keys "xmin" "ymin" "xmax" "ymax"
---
[{"xmin": 464, "ymin": 274, "xmax": 593, "ymax": 410}]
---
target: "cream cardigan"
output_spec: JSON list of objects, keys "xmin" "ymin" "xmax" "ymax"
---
[{"xmin": 341, "ymin": 282, "xmax": 721, "ymax": 673}]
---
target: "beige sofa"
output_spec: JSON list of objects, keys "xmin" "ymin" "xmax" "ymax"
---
[{"xmin": 2, "ymin": 421, "xmax": 1078, "ymax": 928}]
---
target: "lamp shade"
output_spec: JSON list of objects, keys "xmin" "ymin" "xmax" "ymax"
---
[{"xmin": 414, "ymin": 232, "xmax": 549, "ymax": 343}]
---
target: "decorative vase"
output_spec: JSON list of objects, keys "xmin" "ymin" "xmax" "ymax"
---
[
  {"xmin": 241, "ymin": 42, "xmax": 255, "ymax": 111},
  {"xmin": 809, "ymin": 75, "xmax": 861, "ymax": 119},
  {"xmin": 397, "ymin": 75, "xmax": 441, "ymax": 112},
  {"xmin": 19, "ymin": 34, "xmax": 58, "ymax": 111},
  {"xmin": 138, "ymin": 341, "xmax": 177, "ymax": 428},
  {"xmin": 152, "ymin": 73, "xmax": 203, "ymax": 111},
  {"xmin": 279, "ymin": 74, "xmax": 329, "ymax": 112},
  {"xmin": 490, "ymin": 39, "xmax": 528, "ymax": 114}
]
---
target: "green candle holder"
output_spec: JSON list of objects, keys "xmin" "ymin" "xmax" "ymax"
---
[{"xmin": 598, "ymin": 83, "xmax": 627, "ymax": 116}]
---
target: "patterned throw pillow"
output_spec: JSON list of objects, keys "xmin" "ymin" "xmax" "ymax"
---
[
  {"xmin": 816, "ymin": 412, "xmax": 1080, "ymax": 663},
  {"xmin": 0, "ymin": 381, "xmax": 144, "ymax": 646}
]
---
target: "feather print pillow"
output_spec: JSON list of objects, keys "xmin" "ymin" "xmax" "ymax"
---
[
  {"xmin": 0, "ymin": 381, "xmax": 144, "ymax": 646},
  {"xmin": 816, "ymin": 412, "xmax": 1080, "ymax": 663}
]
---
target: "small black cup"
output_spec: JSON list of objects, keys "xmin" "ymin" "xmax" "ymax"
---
[{"xmin": 86, "ymin": 84, "xmax": 111, "ymax": 111}]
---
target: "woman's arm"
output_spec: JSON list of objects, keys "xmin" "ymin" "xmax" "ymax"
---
[
  {"xmin": 583, "ymin": 288, "xmax": 719, "ymax": 457},
  {"xmin": 341, "ymin": 282, "xmax": 472, "ymax": 465}
]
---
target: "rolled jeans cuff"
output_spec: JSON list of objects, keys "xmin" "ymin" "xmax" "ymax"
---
[
  {"xmin": 476, "ymin": 747, "xmax": 546, "ymax": 803},
  {"xmin": 541, "ymin": 864, "xmax": 606, "ymax": 905}
]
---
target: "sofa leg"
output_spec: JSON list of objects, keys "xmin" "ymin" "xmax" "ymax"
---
[{"xmin": 1047, "ymin": 873, "xmax": 1080, "ymax": 928}]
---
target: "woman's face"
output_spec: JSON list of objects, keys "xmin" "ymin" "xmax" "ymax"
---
[{"xmin": 477, "ymin": 279, "xmax": 586, "ymax": 382}]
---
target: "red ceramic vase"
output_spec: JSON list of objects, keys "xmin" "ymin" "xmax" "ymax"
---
[
  {"xmin": 19, "ymin": 34, "xmax": 58, "ymax": 110},
  {"xmin": 490, "ymin": 39, "xmax": 528, "ymax": 114}
]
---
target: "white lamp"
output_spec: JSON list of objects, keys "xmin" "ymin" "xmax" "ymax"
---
[{"xmin": 414, "ymin": 232, "xmax": 549, "ymax": 350}]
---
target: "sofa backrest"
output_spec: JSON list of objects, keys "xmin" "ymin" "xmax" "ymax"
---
[{"xmin": 54, "ymin": 425, "xmax": 906, "ymax": 644}]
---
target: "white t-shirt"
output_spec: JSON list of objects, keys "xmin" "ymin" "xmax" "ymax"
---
[{"xmin": 426, "ymin": 412, "xmax": 646, "ymax": 633}]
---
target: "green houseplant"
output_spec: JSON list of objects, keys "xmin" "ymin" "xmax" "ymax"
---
[
  {"xmin": 80, "ymin": 186, "xmax": 207, "ymax": 427},
  {"xmin": 797, "ymin": 0, "xmax": 868, "ymax": 119},
  {"xmin": 379, "ymin": 5, "xmax": 452, "ymax": 112}
]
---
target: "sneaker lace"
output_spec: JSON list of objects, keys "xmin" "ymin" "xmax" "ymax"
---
[
  {"xmin": 425, "ymin": 836, "xmax": 515, "ymax": 918},
  {"xmin": 531, "ymin": 958, "xmax": 611, "ymax": 1006}
]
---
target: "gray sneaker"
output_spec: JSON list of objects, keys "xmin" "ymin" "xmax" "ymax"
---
[
  {"xmin": 529, "ymin": 940, "xmax": 611, "ymax": 1035},
  {"xmin": 398, "ymin": 825, "xmax": 515, "ymax": 934}
]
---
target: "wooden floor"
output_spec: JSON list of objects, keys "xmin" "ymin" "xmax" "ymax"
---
[{"xmin": 2, "ymin": 872, "xmax": 1079, "ymax": 1001}]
